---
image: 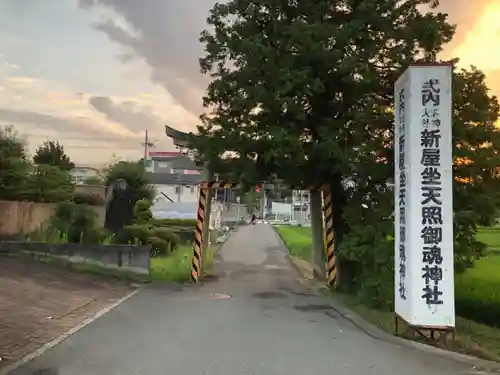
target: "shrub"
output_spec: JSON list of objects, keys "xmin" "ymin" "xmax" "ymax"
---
[
  {"xmin": 148, "ymin": 236, "xmax": 169, "ymax": 257},
  {"xmin": 116, "ymin": 224, "xmax": 152, "ymax": 245},
  {"xmin": 154, "ymin": 218, "xmax": 197, "ymax": 227},
  {"xmin": 73, "ymin": 192, "xmax": 105, "ymax": 206},
  {"xmin": 176, "ymin": 229, "xmax": 195, "ymax": 245},
  {"xmin": 152, "ymin": 227, "xmax": 180, "ymax": 251},
  {"xmin": 50, "ymin": 202, "xmax": 99, "ymax": 243},
  {"xmin": 133, "ymin": 198, "xmax": 153, "ymax": 224}
]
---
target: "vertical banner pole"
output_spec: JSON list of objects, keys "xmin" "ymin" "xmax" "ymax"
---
[
  {"xmin": 191, "ymin": 185, "xmax": 208, "ymax": 283},
  {"xmin": 322, "ymin": 184, "xmax": 337, "ymax": 287}
]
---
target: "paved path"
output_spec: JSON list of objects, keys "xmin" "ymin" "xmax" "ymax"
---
[{"xmin": 9, "ymin": 225, "xmax": 481, "ymax": 374}]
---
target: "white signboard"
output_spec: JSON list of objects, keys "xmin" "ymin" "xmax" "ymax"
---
[{"xmin": 394, "ymin": 64, "xmax": 455, "ymax": 328}]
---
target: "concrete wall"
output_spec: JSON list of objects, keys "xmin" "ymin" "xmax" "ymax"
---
[
  {"xmin": 0, "ymin": 241, "xmax": 150, "ymax": 276},
  {"xmin": 0, "ymin": 200, "xmax": 105, "ymax": 235},
  {"xmin": 75, "ymin": 184, "xmax": 106, "ymax": 201}
]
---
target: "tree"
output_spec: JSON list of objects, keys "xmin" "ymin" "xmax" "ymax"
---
[
  {"xmin": 132, "ymin": 198, "xmax": 153, "ymax": 224},
  {"xmin": 193, "ymin": 5, "xmax": 452, "ymax": 252},
  {"xmin": 22, "ymin": 164, "xmax": 74, "ymax": 203},
  {"xmin": 194, "ymin": 0, "xmax": 454, "ymax": 227},
  {"xmin": 33, "ymin": 140, "xmax": 75, "ymax": 171},
  {"xmin": 0, "ymin": 125, "xmax": 30, "ymax": 200},
  {"xmin": 104, "ymin": 160, "xmax": 155, "ymax": 232},
  {"xmin": 192, "ymin": 0, "xmax": 500, "ymax": 304}
]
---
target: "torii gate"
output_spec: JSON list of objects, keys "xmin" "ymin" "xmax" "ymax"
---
[{"xmin": 164, "ymin": 125, "xmax": 337, "ymax": 287}]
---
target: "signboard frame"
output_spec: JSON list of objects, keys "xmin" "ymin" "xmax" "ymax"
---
[{"xmin": 394, "ymin": 63, "xmax": 455, "ymax": 331}]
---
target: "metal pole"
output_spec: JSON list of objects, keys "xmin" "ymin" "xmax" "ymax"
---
[
  {"xmin": 201, "ymin": 169, "xmax": 214, "ymax": 273},
  {"xmin": 311, "ymin": 189, "xmax": 326, "ymax": 279},
  {"xmin": 143, "ymin": 129, "xmax": 148, "ymax": 168}
]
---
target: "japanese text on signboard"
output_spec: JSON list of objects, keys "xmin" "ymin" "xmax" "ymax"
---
[
  {"xmin": 398, "ymin": 87, "xmax": 407, "ymax": 300},
  {"xmin": 420, "ymin": 78, "xmax": 444, "ymax": 305}
]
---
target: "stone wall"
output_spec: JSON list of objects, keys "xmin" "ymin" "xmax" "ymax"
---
[
  {"xmin": 74, "ymin": 184, "xmax": 106, "ymax": 201},
  {"xmin": 0, "ymin": 241, "xmax": 151, "ymax": 276},
  {"xmin": 0, "ymin": 200, "xmax": 105, "ymax": 236}
]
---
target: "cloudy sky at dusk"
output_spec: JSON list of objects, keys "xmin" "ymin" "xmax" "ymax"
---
[{"xmin": 0, "ymin": 0, "xmax": 498, "ymax": 165}]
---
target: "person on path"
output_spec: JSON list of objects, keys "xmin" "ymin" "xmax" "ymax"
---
[{"xmin": 250, "ymin": 213, "xmax": 257, "ymax": 225}]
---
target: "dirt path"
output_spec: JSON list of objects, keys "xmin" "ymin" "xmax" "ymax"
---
[{"xmin": 0, "ymin": 256, "xmax": 133, "ymax": 370}]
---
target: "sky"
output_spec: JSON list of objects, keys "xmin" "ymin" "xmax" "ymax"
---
[{"xmin": 0, "ymin": 0, "xmax": 498, "ymax": 165}]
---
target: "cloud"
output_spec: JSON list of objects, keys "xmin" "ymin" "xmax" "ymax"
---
[
  {"xmin": 449, "ymin": 2, "xmax": 500, "ymax": 71},
  {"xmin": 6, "ymin": 76, "xmax": 38, "ymax": 85},
  {"xmin": 78, "ymin": 0, "xmax": 213, "ymax": 115},
  {"xmin": 0, "ymin": 107, "xmax": 149, "ymax": 163},
  {"xmin": 437, "ymin": 0, "xmax": 494, "ymax": 52},
  {"xmin": 0, "ymin": 107, "xmax": 125, "ymax": 137},
  {"xmin": 77, "ymin": 0, "xmax": 495, "ymax": 119},
  {"xmin": 88, "ymin": 94, "xmax": 199, "ymax": 134},
  {"xmin": 88, "ymin": 95, "xmax": 163, "ymax": 134}
]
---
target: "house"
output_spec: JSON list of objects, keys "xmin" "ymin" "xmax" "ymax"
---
[
  {"xmin": 70, "ymin": 165, "xmax": 102, "ymax": 185},
  {"xmin": 145, "ymin": 151, "xmax": 203, "ymax": 175},
  {"xmin": 146, "ymin": 151, "xmax": 205, "ymax": 219}
]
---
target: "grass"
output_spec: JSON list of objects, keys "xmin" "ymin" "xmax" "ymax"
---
[
  {"xmin": 276, "ymin": 224, "xmax": 500, "ymax": 361},
  {"xmin": 334, "ymin": 292, "xmax": 500, "ymax": 361},
  {"xmin": 276, "ymin": 226, "xmax": 312, "ymax": 259},
  {"xmin": 150, "ymin": 244, "xmax": 218, "ymax": 282},
  {"xmin": 477, "ymin": 226, "xmax": 500, "ymax": 252}
]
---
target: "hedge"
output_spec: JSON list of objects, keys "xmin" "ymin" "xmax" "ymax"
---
[{"xmin": 154, "ymin": 218, "xmax": 197, "ymax": 227}]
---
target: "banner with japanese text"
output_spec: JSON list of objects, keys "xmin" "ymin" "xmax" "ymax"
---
[{"xmin": 394, "ymin": 64, "xmax": 455, "ymax": 328}]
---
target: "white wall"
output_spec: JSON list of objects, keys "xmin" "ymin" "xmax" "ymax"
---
[
  {"xmin": 152, "ymin": 184, "xmax": 199, "ymax": 204},
  {"xmin": 70, "ymin": 167, "xmax": 101, "ymax": 185}
]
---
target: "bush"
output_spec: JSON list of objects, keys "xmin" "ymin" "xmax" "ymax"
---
[
  {"xmin": 337, "ymin": 223, "xmax": 394, "ymax": 310},
  {"xmin": 133, "ymin": 198, "xmax": 153, "ymax": 224},
  {"xmin": 176, "ymin": 229, "xmax": 195, "ymax": 244},
  {"xmin": 116, "ymin": 224, "xmax": 152, "ymax": 245},
  {"xmin": 152, "ymin": 227, "xmax": 180, "ymax": 251},
  {"xmin": 73, "ymin": 192, "xmax": 105, "ymax": 206},
  {"xmin": 154, "ymin": 218, "xmax": 197, "ymax": 227},
  {"xmin": 148, "ymin": 236, "xmax": 169, "ymax": 257},
  {"xmin": 50, "ymin": 202, "xmax": 99, "ymax": 243}
]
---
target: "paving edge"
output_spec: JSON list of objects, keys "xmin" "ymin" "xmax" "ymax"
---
[
  {"xmin": 271, "ymin": 224, "xmax": 500, "ymax": 373},
  {"xmin": 0, "ymin": 289, "xmax": 140, "ymax": 375}
]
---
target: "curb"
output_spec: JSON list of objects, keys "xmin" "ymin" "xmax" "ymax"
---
[
  {"xmin": 271, "ymin": 225, "xmax": 500, "ymax": 373},
  {"xmin": 0, "ymin": 289, "xmax": 140, "ymax": 375},
  {"xmin": 321, "ymin": 291, "xmax": 500, "ymax": 372}
]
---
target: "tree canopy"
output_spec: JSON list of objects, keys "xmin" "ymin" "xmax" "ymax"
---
[
  {"xmin": 0, "ymin": 126, "xmax": 75, "ymax": 203},
  {"xmin": 33, "ymin": 140, "xmax": 75, "ymax": 171},
  {"xmin": 191, "ymin": 0, "xmax": 500, "ymax": 304},
  {"xmin": 0, "ymin": 125, "xmax": 29, "ymax": 200}
]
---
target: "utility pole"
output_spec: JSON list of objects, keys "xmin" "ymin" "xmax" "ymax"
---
[
  {"xmin": 143, "ymin": 130, "xmax": 148, "ymax": 167},
  {"xmin": 141, "ymin": 130, "xmax": 155, "ymax": 169}
]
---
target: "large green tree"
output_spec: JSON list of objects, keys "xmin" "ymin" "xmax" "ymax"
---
[
  {"xmin": 193, "ymin": 2, "xmax": 453, "ymax": 249},
  {"xmin": 0, "ymin": 125, "xmax": 29, "ymax": 200},
  {"xmin": 192, "ymin": 0, "xmax": 500, "ymax": 303},
  {"xmin": 33, "ymin": 140, "xmax": 75, "ymax": 171}
]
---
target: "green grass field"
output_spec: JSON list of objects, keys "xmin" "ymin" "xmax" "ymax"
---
[
  {"xmin": 150, "ymin": 245, "xmax": 217, "ymax": 283},
  {"xmin": 456, "ymin": 227, "xmax": 500, "ymax": 327},
  {"xmin": 275, "ymin": 226, "xmax": 312, "ymax": 259}
]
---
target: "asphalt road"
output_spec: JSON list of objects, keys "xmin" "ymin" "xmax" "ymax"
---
[{"xmin": 10, "ymin": 224, "xmax": 480, "ymax": 374}]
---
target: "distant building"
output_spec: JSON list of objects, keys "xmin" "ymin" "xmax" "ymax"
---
[
  {"xmin": 146, "ymin": 151, "xmax": 202, "ymax": 175},
  {"xmin": 146, "ymin": 151, "xmax": 204, "ymax": 219},
  {"xmin": 70, "ymin": 165, "xmax": 102, "ymax": 185}
]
